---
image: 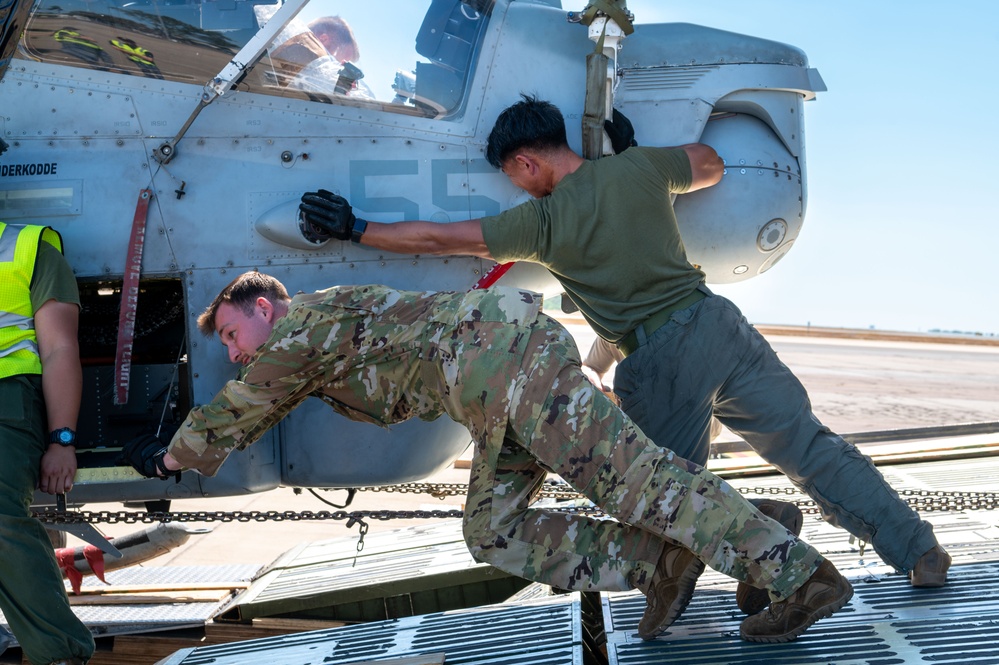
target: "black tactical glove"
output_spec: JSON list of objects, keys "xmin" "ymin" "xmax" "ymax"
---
[
  {"xmin": 604, "ymin": 108, "xmax": 638, "ymax": 154},
  {"xmin": 299, "ymin": 189, "xmax": 367, "ymax": 242},
  {"xmin": 118, "ymin": 432, "xmax": 179, "ymax": 481}
]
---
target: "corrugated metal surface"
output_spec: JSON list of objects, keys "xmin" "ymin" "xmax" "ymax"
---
[
  {"xmin": 160, "ymin": 595, "xmax": 582, "ymax": 665},
  {"xmin": 605, "ymin": 557, "xmax": 999, "ymax": 664},
  {"xmin": 5, "ymin": 457, "xmax": 993, "ymax": 664},
  {"xmin": 77, "ymin": 564, "xmax": 261, "ymax": 588},
  {"xmin": 603, "ymin": 454, "xmax": 999, "ymax": 665},
  {"xmin": 218, "ymin": 520, "xmax": 529, "ymax": 622},
  {"xmin": 0, "ymin": 564, "xmax": 260, "ymax": 644}
]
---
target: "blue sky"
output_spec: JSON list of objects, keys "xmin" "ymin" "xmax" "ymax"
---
[
  {"xmin": 626, "ymin": 1, "xmax": 998, "ymax": 335},
  {"xmin": 331, "ymin": 1, "xmax": 997, "ymax": 335}
]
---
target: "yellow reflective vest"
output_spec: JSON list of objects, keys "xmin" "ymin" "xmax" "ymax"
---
[{"xmin": 0, "ymin": 222, "xmax": 64, "ymax": 379}]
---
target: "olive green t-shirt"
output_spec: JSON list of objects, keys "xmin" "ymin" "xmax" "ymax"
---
[
  {"xmin": 30, "ymin": 240, "xmax": 81, "ymax": 313},
  {"xmin": 480, "ymin": 147, "xmax": 706, "ymax": 343}
]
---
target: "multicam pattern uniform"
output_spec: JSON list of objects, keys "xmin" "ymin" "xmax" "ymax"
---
[{"xmin": 168, "ymin": 285, "xmax": 821, "ymax": 599}]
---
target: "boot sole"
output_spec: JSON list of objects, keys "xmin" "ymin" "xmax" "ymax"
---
[
  {"xmin": 739, "ymin": 580, "xmax": 854, "ymax": 644},
  {"xmin": 910, "ymin": 570, "xmax": 948, "ymax": 587},
  {"xmin": 638, "ymin": 557, "xmax": 706, "ymax": 640},
  {"xmin": 737, "ymin": 501, "xmax": 805, "ymax": 615}
]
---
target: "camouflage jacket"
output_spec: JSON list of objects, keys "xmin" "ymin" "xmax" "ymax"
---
[{"xmin": 168, "ymin": 284, "xmax": 543, "ymax": 475}]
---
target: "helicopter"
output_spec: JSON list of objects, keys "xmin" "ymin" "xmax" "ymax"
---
[{"xmin": 0, "ymin": 0, "xmax": 824, "ymax": 507}]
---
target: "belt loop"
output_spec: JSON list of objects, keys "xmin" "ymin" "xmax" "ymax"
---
[{"xmin": 635, "ymin": 323, "xmax": 648, "ymax": 347}]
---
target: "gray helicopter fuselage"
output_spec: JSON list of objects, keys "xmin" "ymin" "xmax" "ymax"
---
[{"xmin": 0, "ymin": 0, "xmax": 822, "ymax": 503}]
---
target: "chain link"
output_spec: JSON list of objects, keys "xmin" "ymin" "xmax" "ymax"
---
[
  {"xmin": 353, "ymin": 482, "xmax": 999, "ymax": 513},
  {"xmin": 33, "ymin": 508, "xmax": 467, "ymax": 525},
  {"xmin": 734, "ymin": 486, "xmax": 999, "ymax": 514},
  {"xmin": 358, "ymin": 481, "xmax": 598, "ymax": 501},
  {"xmin": 32, "ymin": 484, "xmax": 997, "ymax": 525}
]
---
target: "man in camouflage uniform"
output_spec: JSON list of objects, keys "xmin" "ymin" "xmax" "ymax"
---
[{"xmin": 122, "ymin": 271, "xmax": 853, "ymax": 643}]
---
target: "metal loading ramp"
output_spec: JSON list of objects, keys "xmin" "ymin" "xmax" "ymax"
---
[
  {"xmin": 216, "ymin": 520, "xmax": 531, "ymax": 623},
  {"xmin": 603, "ymin": 556, "xmax": 999, "ymax": 664},
  {"xmin": 0, "ymin": 564, "xmax": 261, "ymax": 645},
  {"xmin": 601, "ymin": 455, "xmax": 999, "ymax": 665},
  {"xmin": 161, "ymin": 454, "xmax": 998, "ymax": 664},
  {"xmin": 159, "ymin": 594, "xmax": 583, "ymax": 665},
  {"xmin": 1, "ymin": 451, "xmax": 991, "ymax": 664}
]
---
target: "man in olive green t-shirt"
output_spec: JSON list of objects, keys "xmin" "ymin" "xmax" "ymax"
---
[{"xmin": 297, "ymin": 95, "xmax": 946, "ymax": 642}]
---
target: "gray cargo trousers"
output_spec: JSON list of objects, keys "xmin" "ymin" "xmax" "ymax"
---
[{"xmin": 613, "ymin": 288, "xmax": 938, "ymax": 571}]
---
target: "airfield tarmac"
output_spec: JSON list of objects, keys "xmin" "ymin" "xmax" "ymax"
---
[{"xmin": 74, "ymin": 320, "xmax": 999, "ymax": 569}]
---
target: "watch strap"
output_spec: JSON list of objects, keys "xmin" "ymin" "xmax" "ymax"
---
[{"xmin": 351, "ymin": 217, "xmax": 368, "ymax": 243}]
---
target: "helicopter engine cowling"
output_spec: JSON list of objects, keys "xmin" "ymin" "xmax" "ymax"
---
[
  {"xmin": 675, "ymin": 112, "xmax": 804, "ymax": 283},
  {"xmin": 615, "ymin": 21, "xmax": 824, "ymax": 284}
]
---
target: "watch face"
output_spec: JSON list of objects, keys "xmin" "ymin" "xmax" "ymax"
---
[{"xmin": 52, "ymin": 428, "xmax": 75, "ymax": 445}]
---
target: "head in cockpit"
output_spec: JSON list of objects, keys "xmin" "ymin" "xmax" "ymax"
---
[{"xmin": 308, "ymin": 16, "xmax": 360, "ymax": 64}]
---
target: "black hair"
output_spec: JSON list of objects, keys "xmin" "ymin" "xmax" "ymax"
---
[{"xmin": 485, "ymin": 94, "xmax": 569, "ymax": 169}]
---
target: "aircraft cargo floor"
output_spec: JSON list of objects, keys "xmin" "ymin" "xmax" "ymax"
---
[{"xmin": 43, "ymin": 453, "xmax": 993, "ymax": 665}]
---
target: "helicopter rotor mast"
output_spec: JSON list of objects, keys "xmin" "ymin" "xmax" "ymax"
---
[{"xmin": 572, "ymin": 0, "xmax": 634, "ymax": 160}]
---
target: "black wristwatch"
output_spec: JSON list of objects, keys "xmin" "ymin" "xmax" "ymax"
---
[
  {"xmin": 49, "ymin": 427, "xmax": 77, "ymax": 447},
  {"xmin": 351, "ymin": 217, "xmax": 368, "ymax": 243}
]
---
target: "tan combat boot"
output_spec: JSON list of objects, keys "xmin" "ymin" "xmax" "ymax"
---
[
  {"xmin": 739, "ymin": 558, "xmax": 853, "ymax": 643},
  {"xmin": 637, "ymin": 543, "xmax": 705, "ymax": 640},
  {"xmin": 737, "ymin": 499, "xmax": 804, "ymax": 615}
]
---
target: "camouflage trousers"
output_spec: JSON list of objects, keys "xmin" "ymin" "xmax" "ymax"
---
[{"xmin": 450, "ymin": 314, "xmax": 821, "ymax": 601}]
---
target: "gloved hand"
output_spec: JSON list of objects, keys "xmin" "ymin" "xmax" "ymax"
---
[
  {"xmin": 117, "ymin": 433, "xmax": 179, "ymax": 481},
  {"xmin": 604, "ymin": 108, "xmax": 637, "ymax": 154},
  {"xmin": 299, "ymin": 189, "xmax": 359, "ymax": 241}
]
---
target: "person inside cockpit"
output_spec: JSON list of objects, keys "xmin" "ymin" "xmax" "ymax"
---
[
  {"xmin": 308, "ymin": 16, "xmax": 359, "ymax": 64},
  {"xmin": 259, "ymin": 8, "xmax": 372, "ymax": 100},
  {"xmin": 308, "ymin": 15, "xmax": 373, "ymax": 98}
]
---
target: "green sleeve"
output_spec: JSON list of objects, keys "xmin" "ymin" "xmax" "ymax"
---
[
  {"xmin": 480, "ymin": 200, "xmax": 547, "ymax": 264},
  {"xmin": 634, "ymin": 147, "xmax": 694, "ymax": 194},
  {"xmin": 30, "ymin": 241, "xmax": 81, "ymax": 313}
]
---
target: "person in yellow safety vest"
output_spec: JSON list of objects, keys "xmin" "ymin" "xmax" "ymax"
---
[
  {"xmin": 53, "ymin": 28, "xmax": 112, "ymax": 70},
  {"xmin": 109, "ymin": 36, "xmax": 153, "ymax": 65},
  {"xmin": 0, "ymin": 222, "xmax": 94, "ymax": 665},
  {"xmin": 54, "ymin": 28, "xmax": 99, "ymax": 49},
  {"xmin": 109, "ymin": 37, "xmax": 163, "ymax": 79}
]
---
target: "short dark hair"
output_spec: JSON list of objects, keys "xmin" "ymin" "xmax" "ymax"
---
[
  {"xmin": 486, "ymin": 95, "xmax": 569, "ymax": 169},
  {"xmin": 197, "ymin": 271, "xmax": 291, "ymax": 337}
]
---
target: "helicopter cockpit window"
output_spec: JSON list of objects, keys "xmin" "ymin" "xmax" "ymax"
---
[{"xmin": 18, "ymin": 0, "xmax": 491, "ymax": 118}]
